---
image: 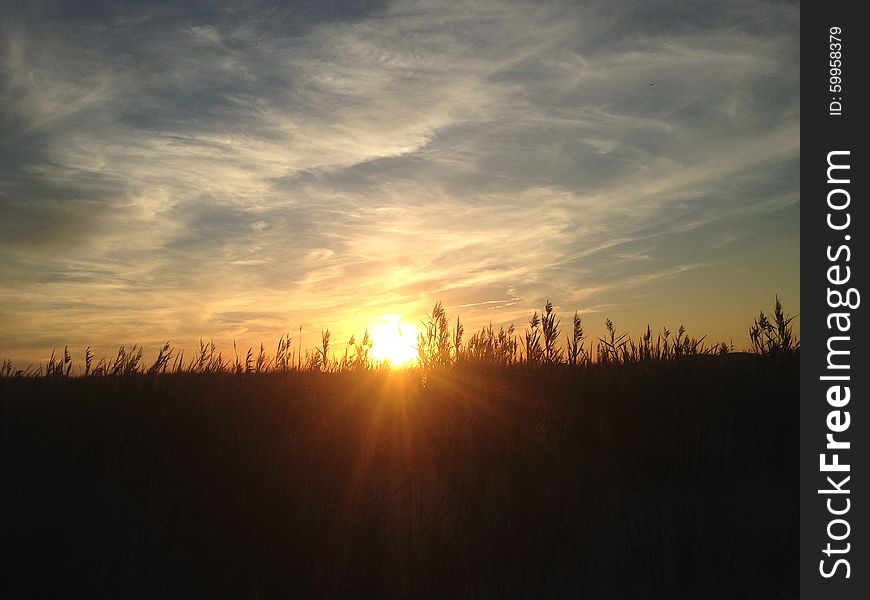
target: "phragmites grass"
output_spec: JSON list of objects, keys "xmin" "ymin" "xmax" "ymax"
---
[
  {"xmin": 2, "ymin": 298, "xmax": 797, "ymax": 378},
  {"xmin": 334, "ymin": 331, "xmax": 372, "ymax": 372},
  {"xmin": 1, "ymin": 299, "xmax": 799, "ymax": 598},
  {"xmin": 351, "ymin": 330, "xmax": 373, "ymax": 370},
  {"xmin": 303, "ymin": 329, "xmax": 331, "ymax": 372},
  {"xmin": 452, "ymin": 315, "xmax": 464, "ymax": 364},
  {"xmin": 275, "ymin": 333, "xmax": 293, "ymax": 372},
  {"xmin": 465, "ymin": 323, "xmax": 517, "ymax": 366},
  {"xmin": 596, "ymin": 318, "xmax": 627, "ymax": 364},
  {"xmin": 541, "ymin": 300, "xmax": 562, "ymax": 364},
  {"xmin": 148, "ymin": 342, "xmax": 174, "ymax": 375},
  {"xmin": 523, "ymin": 310, "xmax": 542, "ymax": 365},
  {"xmin": 45, "ymin": 347, "xmax": 73, "ymax": 378},
  {"xmin": 565, "ymin": 311, "xmax": 587, "ymax": 366},
  {"xmin": 417, "ymin": 301, "xmax": 452, "ymax": 368},
  {"xmin": 750, "ymin": 295, "xmax": 799, "ymax": 355}
]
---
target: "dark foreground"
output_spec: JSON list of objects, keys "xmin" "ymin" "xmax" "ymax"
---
[{"xmin": 1, "ymin": 355, "xmax": 797, "ymax": 598}]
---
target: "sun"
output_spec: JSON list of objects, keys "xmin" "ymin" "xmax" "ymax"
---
[{"xmin": 370, "ymin": 318, "xmax": 419, "ymax": 367}]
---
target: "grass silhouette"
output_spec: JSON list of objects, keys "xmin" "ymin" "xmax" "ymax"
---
[
  {"xmin": 3, "ymin": 299, "xmax": 796, "ymax": 377},
  {"xmin": 0, "ymin": 300, "xmax": 798, "ymax": 598}
]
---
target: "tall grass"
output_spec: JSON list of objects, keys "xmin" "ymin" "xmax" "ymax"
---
[
  {"xmin": 1, "ymin": 319, "xmax": 799, "ymax": 597},
  {"xmin": 1, "ymin": 298, "xmax": 795, "ymax": 378},
  {"xmin": 749, "ymin": 296, "xmax": 799, "ymax": 355}
]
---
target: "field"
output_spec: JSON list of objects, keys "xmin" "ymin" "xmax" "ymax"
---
[{"xmin": 0, "ymin": 304, "xmax": 798, "ymax": 598}]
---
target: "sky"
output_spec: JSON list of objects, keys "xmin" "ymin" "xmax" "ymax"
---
[{"xmin": 0, "ymin": 0, "xmax": 799, "ymax": 365}]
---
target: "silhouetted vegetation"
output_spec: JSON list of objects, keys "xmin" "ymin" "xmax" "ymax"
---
[
  {"xmin": 0, "ymin": 300, "xmax": 798, "ymax": 598},
  {"xmin": 3, "ymin": 299, "xmax": 796, "ymax": 378}
]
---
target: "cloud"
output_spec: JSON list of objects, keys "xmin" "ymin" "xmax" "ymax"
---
[{"xmin": 0, "ymin": 0, "xmax": 799, "ymax": 360}]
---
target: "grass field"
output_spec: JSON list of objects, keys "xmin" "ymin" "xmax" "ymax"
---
[{"xmin": 0, "ymin": 303, "xmax": 798, "ymax": 598}]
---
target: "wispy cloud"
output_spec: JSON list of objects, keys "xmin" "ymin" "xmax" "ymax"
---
[{"xmin": 0, "ymin": 0, "xmax": 799, "ymax": 360}]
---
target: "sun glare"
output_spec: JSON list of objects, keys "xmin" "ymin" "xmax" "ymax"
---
[{"xmin": 370, "ymin": 318, "xmax": 419, "ymax": 367}]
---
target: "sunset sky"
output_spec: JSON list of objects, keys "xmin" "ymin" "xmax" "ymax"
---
[{"xmin": 0, "ymin": 0, "xmax": 799, "ymax": 364}]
